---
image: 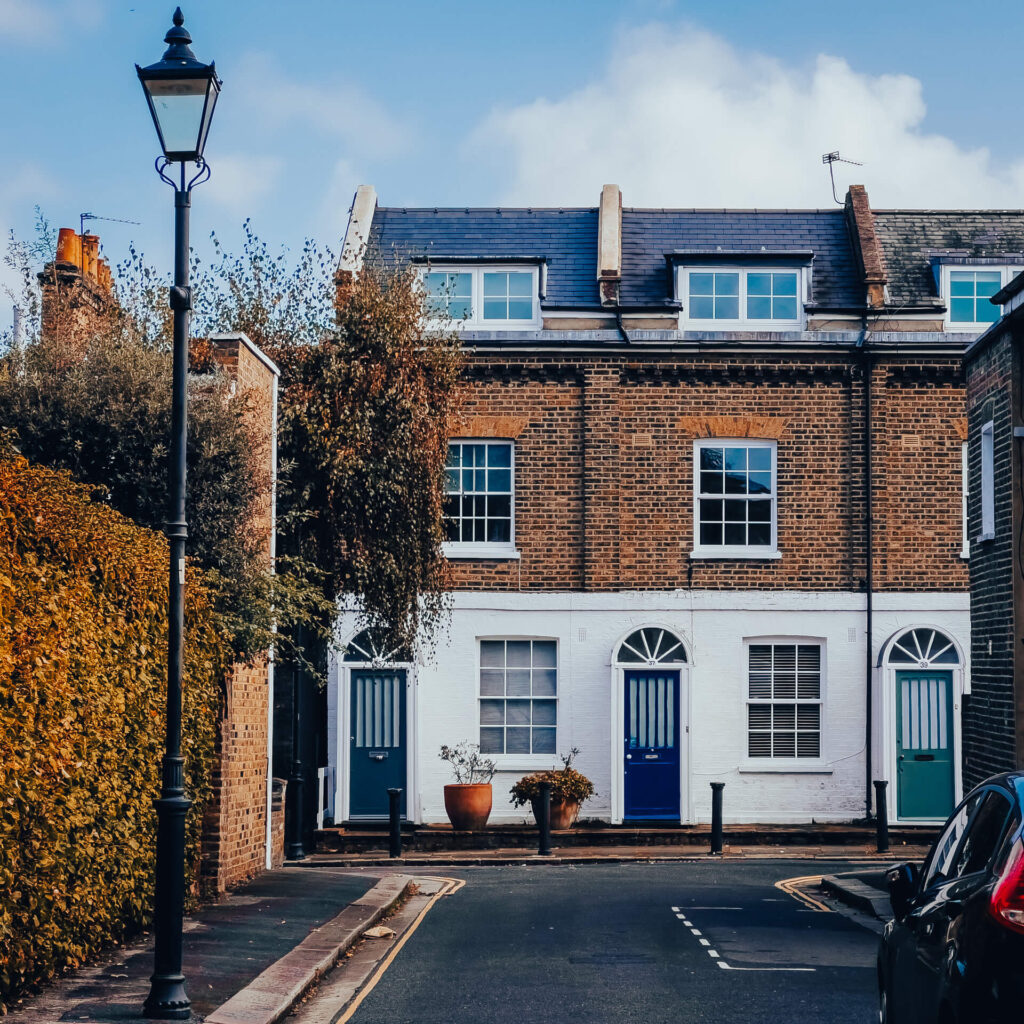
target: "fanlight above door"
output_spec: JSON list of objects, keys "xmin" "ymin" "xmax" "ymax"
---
[
  {"xmin": 886, "ymin": 628, "xmax": 959, "ymax": 668},
  {"xmin": 342, "ymin": 629, "xmax": 409, "ymax": 665},
  {"xmin": 616, "ymin": 628, "xmax": 688, "ymax": 666}
]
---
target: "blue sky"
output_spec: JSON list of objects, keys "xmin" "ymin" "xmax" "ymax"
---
[{"xmin": 3, "ymin": 0, "xmax": 1024, "ymax": 328}]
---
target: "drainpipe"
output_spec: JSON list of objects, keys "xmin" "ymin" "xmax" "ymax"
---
[{"xmin": 857, "ymin": 328, "xmax": 874, "ymax": 818}]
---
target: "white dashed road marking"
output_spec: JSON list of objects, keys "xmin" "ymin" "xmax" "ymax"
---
[{"xmin": 669, "ymin": 906, "xmax": 817, "ymax": 973}]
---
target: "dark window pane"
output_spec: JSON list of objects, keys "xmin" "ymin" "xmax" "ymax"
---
[
  {"xmin": 533, "ymin": 727, "xmax": 557, "ymax": 754},
  {"xmin": 533, "ymin": 669, "xmax": 557, "ymax": 696},
  {"xmin": 487, "ymin": 519, "xmax": 511, "ymax": 543},
  {"xmin": 724, "ymin": 499, "xmax": 746, "ymax": 522},
  {"xmin": 480, "ymin": 700, "xmax": 505, "ymax": 725},
  {"xmin": 506, "ymin": 702, "xmax": 531, "ymax": 726},
  {"xmin": 773, "ymin": 732, "xmax": 796, "ymax": 758},
  {"xmin": 479, "ymin": 727, "xmax": 504, "ymax": 753},
  {"xmin": 749, "ymin": 472, "xmax": 772, "ymax": 494},
  {"xmin": 487, "ymin": 493, "xmax": 511, "ymax": 517},
  {"xmin": 701, "ymin": 471, "xmax": 723, "ymax": 495},
  {"xmin": 480, "ymin": 669, "xmax": 505, "ymax": 696},
  {"xmin": 700, "ymin": 447, "xmax": 723, "ymax": 470},
  {"xmin": 507, "ymin": 642, "xmax": 531, "ymax": 667},
  {"xmin": 700, "ymin": 522, "xmax": 722, "ymax": 545},
  {"xmin": 700, "ymin": 498, "xmax": 723, "ymax": 521},
  {"xmin": 533, "ymin": 701, "xmax": 556, "ymax": 725},
  {"xmin": 488, "ymin": 469, "xmax": 511, "ymax": 492},
  {"xmin": 488, "ymin": 444, "xmax": 511, "ymax": 467},
  {"xmin": 797, "ymin": 733, "xmax": 820, "ymax": 758},
  {"xmin": 748, "ymin": 522, "xmax": 771, "ymax": 545},
  {"xmin": 773, "ymin": 297, "xmax": 798, "ymax": 320},
  {"xmin": 724, "ymin": 523, "xmax": 746, "ymax": 545},
  {"xmin": 480, "ymin": 641, "xmax": 505, "ymax": 667},
  {"xmin": 506, "ymin": 727, "xmax": 531, "ymax": 754},
  {"xmin": 716, "ymin": 273, "xmax": 739, "ymax": 296},
  {"xmin": 724, "ymin": 471, "xmax": 746, "ymax": 494},
  {"xmin": 506, "ymin": 669, "xmax": 532, "ymax": 696},
  {"xmin": 747, "ymin": 273, "xmax": 772, "ymax": 295},
  {"xmin": 748, "ymin": 500, "xmax": 771, "ymax": 522},
  {"xmin": 773, "ymin": 273, "xmax": 797, "ymax": 296},
  {"xmin": 955, "ymin": 792, "xmax": 1012, "ymax": 877},
  {"xmin": 533, "ymin": 641, "xmax": 557, "ymax": 668},
  {"xmin": 950, "ymin": 297, "xmax": 975, "ymax": 322}
]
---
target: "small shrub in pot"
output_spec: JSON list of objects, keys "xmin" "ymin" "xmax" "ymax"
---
[{"xmin": 440, "ymin": 742, "xmax": 496, "ymax": 830}]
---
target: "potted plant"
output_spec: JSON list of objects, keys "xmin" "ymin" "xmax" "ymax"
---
[
  {"xmin": 440, "ymin": 742, "xmax": 497, "ymax": 830},
  {"xmin": 510, "ymin": 748, "xmax": 595, "ymax": 830}
]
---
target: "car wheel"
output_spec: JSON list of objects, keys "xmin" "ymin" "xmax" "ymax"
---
[{"xmin": 878, "ymin": 979, "xmax": 894, "ymax": 1024}]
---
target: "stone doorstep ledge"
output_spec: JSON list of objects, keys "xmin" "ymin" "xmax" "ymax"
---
[
  {"xmin": 821, "ymin": 872, "xmax": 895, "ymax": 920},
  {"xmin": 204, "ymin": 873, "xmax": 412, "ymax": 1024}
]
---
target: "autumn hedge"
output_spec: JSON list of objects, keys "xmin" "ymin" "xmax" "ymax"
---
[{"xmin": 0, "ymin": 444, "xmax": 227, "ymax": 1010}]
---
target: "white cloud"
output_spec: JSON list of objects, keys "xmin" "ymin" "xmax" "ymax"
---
[
  {"xmin": 233, "ymin": 54, "xmax": 410, "ymax": 161},
  {"xmin": 0, "ymin": 0, "xmax": 101, "ymax": 44},
  {"xmin": 469, "ymin": 24, "xmax": 1024, "ymax": 208},
  {"xmin": 202, "ymin": 153, "xmax": 285, "ymax": 211}
]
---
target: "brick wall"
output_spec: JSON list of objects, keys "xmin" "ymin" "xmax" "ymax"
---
[
  {"xmin": 964, "ymin": 327, "xmax": 1021, "ymax": 785},
  {"xmin": 199, "ymin": 336, "xmax": 277, "ymax": 892},
  {"xmin": 448, "ymin": 349, "xmax": 967, "ymax": 595}
]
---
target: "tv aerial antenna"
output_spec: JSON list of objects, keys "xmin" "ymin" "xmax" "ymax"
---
[
  {"xmin": 822, "ymin": 152, "xmax": 864, "ymax": 205},
  {"xmin": 79, "ymin": 212, "xmax": 141, "ymax": 237}
]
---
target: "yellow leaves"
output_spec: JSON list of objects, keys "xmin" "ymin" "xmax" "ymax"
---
[{"xmin": 0, "ymin": 454, "xmax": 222, "ymax": 1011}]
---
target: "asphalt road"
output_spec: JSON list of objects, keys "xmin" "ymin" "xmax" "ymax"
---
[{"xmin": 346, "ymin": 860, "xmax": 880, "ymax": 1024}]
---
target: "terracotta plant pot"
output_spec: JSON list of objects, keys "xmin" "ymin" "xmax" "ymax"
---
[
  {"xmin": 530, "ymin": 795, "xmax": 580, "ymax": 830},
  {"xmin": 443, "ymin": 783, "xmax": 493, "ymax": 830}
]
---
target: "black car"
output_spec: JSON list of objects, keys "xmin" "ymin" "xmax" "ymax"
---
[{"xmin": 877, "ymin": 772, "xmax": 1024, "ymax": 1023}]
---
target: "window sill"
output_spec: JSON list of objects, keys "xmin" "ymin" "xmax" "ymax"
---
[
  {"xmin": 959, "ymin": 548, "xmax": 970, "ymax": 560},
  {"xmin": 690, "ymin": 548, "xmax": 781, "ymax": 560},
  {"xmin": 443, "ymin": 543, "xmax": 521, "ymax": 560},
  {"xmin": 487, "ymin": 756, "xmax": 560, "ymax": 773},
  {"xmin": 737, "ymin": 761, "xmax": 833, "ymax": 774},
  {"xmin": 973, "ymin": 533, "xmax": 995, "ymax": 546}
]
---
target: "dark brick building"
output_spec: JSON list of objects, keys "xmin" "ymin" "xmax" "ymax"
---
[{"xmin": 963, "ymin": 273, "xmax": 1024, "ymax": 787}]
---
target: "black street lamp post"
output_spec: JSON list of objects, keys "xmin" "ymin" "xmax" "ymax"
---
[{"xmin": 137, "ymin": 9, "xmax": 220, "ymax": 1019}]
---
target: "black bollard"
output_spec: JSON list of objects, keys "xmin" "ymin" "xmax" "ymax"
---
[
  {"xmin": 538, "ymin": 781, "xmax": 553, "ymax": 856},
  {"xmin": 874, "ymin": 780, "xmax": 890, "ymax": 853},
  {"xmin": 388, "ymin": 788, "xmax": 403, "ymax": 859},
  {"xmin": 710, "ymin": 782, "xmax": 725, "ymax": 856}
]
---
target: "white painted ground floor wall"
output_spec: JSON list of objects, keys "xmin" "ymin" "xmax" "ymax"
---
[{"xmin": 327, "ymin": 590, "xmax": 969, "ymax": 827}]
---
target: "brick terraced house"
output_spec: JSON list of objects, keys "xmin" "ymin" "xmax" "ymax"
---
[{"xmin": 325, "ymin": 184, "xmax": 1024, "ymax": 828}]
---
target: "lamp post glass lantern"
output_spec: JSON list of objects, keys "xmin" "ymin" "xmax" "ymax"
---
[{"xmin": 138, "ymin": 8, "xmax": 219, "ymax": 1021}]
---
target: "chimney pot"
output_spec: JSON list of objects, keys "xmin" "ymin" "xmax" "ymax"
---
[
  {"xmin": 56, "ymin": 228, "xmax": 82, "ymax": 270},
  {"xmin": 81, "ymin": 234, "xmax": 100, "ymax": 281}
]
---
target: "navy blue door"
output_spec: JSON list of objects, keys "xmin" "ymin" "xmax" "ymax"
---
[
  {"xmin": 349, "ymin": 670, "xmax": 406, "ymax": 819},
  {"xmin": 624, "ymin": 669, "xmax": 681, "ymax": 820}
]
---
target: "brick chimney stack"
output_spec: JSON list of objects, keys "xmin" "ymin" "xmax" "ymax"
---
[
  {"xmin": 40, "ymin": 227, "xmax": 115, "ymax": 353},
  {"xmin": 844, "ymin": 185, "xmax": 888, "ymax": 309}
]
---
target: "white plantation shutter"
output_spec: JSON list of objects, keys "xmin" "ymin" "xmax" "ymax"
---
[{"xmin": 748, "ymin": 643, "xmax": 823, "ymax": 759}]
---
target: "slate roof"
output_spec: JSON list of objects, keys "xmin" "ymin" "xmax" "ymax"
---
[
  {"xmin": 364, "ymin": 202, "xmax": 1024, "ymax": 315},
  {"xmin": 873, "ymin": 211, "xmax": 1024, "ymax": 308},
  {"xmin": 620, "ymin": 209, "xmax": 860, "ymax": 308},
  {"xmin": 367, "ymin": 207, "xmax": 600, "ymax": 307}
]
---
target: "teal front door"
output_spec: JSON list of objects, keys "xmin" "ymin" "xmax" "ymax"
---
[
  {"xmin": 896, "ymin": 670, "xmax": 954, "ymax": 820},
  {"xmin": 349, "ymin": 670, "xmax": 407, "ymax": 819}
]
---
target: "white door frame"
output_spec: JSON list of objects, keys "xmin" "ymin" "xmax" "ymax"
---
[
  {"xmin": 879, "ymin": 625, "xmax": 966, "ymax": 826},
  {"xmin": 608, "ymin": 626, "xmax": 692, "ymax": 825},
  {"xmin": 334, "ymin": 659, "xmax": 418, "ymax": 824}
]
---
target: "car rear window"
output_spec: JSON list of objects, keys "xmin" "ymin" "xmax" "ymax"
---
[{"xmin": 953, "ymin": 790, "xmax": 1013, "ymax": 878}]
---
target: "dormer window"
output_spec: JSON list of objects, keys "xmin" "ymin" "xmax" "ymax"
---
[
  {"xmin": 678, "ymin": 266, "xmax": 805, "ymax": 330},
  {"xmin": 942, "ymin": 265, "xmax": 1023, "ymax": 331},
  {"xmin": 423, "ymin": 265, "xmax": 541, "ymax": 328}
]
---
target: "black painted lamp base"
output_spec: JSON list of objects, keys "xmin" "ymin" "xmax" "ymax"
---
[{"xmin": 143, "ymin": 976, "xmax": 190, "ymax": 1020}]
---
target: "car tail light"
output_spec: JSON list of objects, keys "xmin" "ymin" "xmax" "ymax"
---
[{"xmin": 990, "ymin": 838, "xmax": 1024, "ymax": 934}]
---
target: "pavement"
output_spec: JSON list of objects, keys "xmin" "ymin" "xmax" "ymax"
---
[
  {"xmin": 8, "ymin": 867, "xmax": 403, "ymax": 1024},
  {"xmin": 300, "ymin": 840, "xmax": 931, "ymax": 867}
]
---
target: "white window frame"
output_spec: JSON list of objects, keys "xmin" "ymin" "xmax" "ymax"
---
[
  {"xmin": 422, "ymin": 265, "xmax": 542, "ymax": 329},
  {"xmin": 977, "ymin": 420, "xmax": 995, "ymax": 543},
  {"xmin": 691, "ymin": 438, "xmax": 779, "ymax": 559},
  {"xmin": 961, "ymin": 441, "xmax": 970, "ymax": 558},
  {"xmin": 941, "ymin": 265, "xmax": 1023, "ymax": 332},
  {"xmin": 740, "ymin": 637, "xmax": 829, "ymax": 773},
  {"xmin": 677, "ymin": 266, "xmax": 806, "ymax": 331},
  {"xmin": 442, "ymin": 438, "xmax": 518, "ymax": 560},
  {"xmin": 478, "ymin": 636, "xmax": 559, "ymax": 770}
]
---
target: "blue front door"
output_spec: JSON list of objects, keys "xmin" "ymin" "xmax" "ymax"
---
[
  {"xmin": 349, "ymin": 670, "xmax": 407, "ymax": 819},
  {"xmin": 624, "ymin": 669, "xmax": 681, "ymax": 820}
]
